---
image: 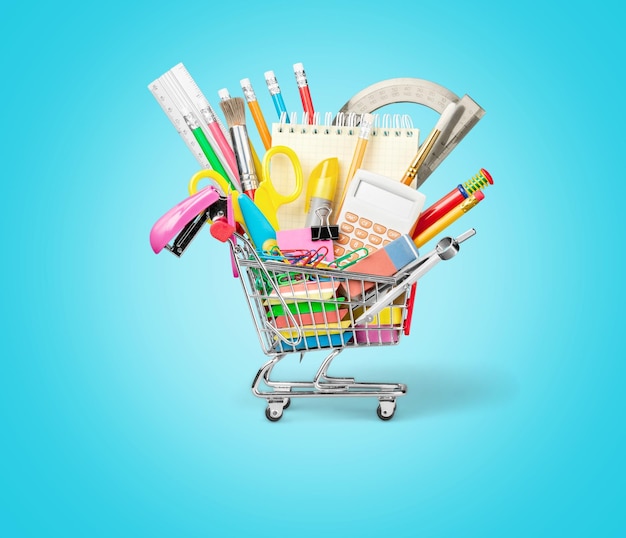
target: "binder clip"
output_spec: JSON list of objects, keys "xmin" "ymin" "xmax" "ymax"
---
[{"xmin": 311, "ymin": 206, "xmax": 339, "ymax": 241}]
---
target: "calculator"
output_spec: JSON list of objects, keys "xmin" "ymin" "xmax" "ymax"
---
[{"xmin": 333, "ymin": 169, "xmax": 426, "ymax": 258}]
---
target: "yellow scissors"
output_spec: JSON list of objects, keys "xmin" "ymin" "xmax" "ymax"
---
[
  {"xmin": 254, "ymin": 145, "xmax": 303, "ymax": 230},
  {"xmin": 188, "ymin": 169, "xmax": 245, "ymax": 228}
]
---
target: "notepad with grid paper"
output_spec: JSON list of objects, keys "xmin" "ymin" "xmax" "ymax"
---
[{"xmin": 270, "ymin": 115, "xmax": 420, "ymax": 230}]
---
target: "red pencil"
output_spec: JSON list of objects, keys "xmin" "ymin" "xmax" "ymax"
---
[{"xmin": 293, "ymin": 62, "xmax": 315, "ymax": 124}]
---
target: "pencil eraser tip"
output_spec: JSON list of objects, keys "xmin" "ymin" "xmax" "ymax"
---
[
  {"xmin": 218, "ymin": 88, "xmax": 230, "ymax": 99},
  {"xmin": 480, "ymin": 168, "xmax": 494, "ymax": 184},
  {"xmin": 293, "ymin": 62, "xmax": 304, "ymax": 71},
  {"xmin": 264, "ymin": 71, "xmax": 275, "ymax": 80},
  {"xmin": 474, "ymin": 190, "xmax": 485, "ymax": 201},
  {"xmin": 240, "ymin": 78, "xmax": 251, "ymax": 86}
]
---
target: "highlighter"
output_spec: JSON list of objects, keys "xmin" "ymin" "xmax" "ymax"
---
[{"xmin": 304, "ymin": 157, "xmax": 339, "ymax": 227}]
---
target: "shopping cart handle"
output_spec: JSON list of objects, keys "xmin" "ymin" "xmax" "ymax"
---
[{"xmin": 354, "ymin": 229, "xmax": 476, "ymax": 325}]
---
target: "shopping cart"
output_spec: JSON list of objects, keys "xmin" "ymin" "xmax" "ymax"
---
[{"xmin": 228, "ymin": 228, "xmax": 476, "ymax": 421}]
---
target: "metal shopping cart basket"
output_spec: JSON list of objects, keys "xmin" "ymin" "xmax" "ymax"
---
[{"xmin": 229, "ymin": 228, "xmax": 475, "ymax": 421}]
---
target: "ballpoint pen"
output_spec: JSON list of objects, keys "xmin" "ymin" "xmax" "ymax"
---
[
  {"xmin": 293, "ymin": 62, "xmax": 314, "ymax": 124},
  {"xmin": 240, "ymin": 78, "xmax": 272, "ymax": 151},
  {"xmin": 400, "ymin": 101, "xmax": 457, "ymax": 188},
  {"xmin": 264, "ymin": 70, "xmax": 289, "ymax": 123}
]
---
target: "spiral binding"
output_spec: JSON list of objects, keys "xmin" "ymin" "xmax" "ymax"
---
[{"xmin": 276, "ymin": 112, "xmax": 414, "ymax": 137}]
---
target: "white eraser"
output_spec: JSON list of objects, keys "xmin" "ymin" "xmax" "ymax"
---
[
  {"xmin": 264, "ymin": 70, "xmax": 275, "ymax": 80},
  {"xmin": 240, "ymin": 78, "xmax": 251, "ymax": 87}
]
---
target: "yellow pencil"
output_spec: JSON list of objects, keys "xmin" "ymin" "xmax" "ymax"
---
[
  {"xmin": 240, "ymin": 78, "xmax": 272, "ymax": 151},
  {"xmin": 401, "ymin": 101, "xmax": 456, "ymax": 188},
  {"xmin": 335, "ymin": 113, "xmax": 374, "ymax": 216}
]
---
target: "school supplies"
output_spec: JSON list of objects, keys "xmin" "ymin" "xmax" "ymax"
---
[
  {"xmin": 150, "ymin": 186, "xmax": 221, "ymax": 255},
  {"xmin": 412, "ymin": 169, "xmax": 493, "ymax": 239},
  {"xmin": 333, "ymin": 169, "xmax": 426, "ymax": 258},
  {"xmin": 304, "ymin": 157, "xmax": 339, "ymax": 228},
  {"xmin": 400, "ymin": 102, "xmax": 456, "ymax": 188},
  {"xmin": 340, "ymin": 234, "xmax": 421, "ymax": 298},
  {"xmin": 276, "ymin": 228, "xmax": 334, "ymax": 262},
  {"xmin": 293, "ymin": 62, "xmax": 315, "ymax": 124},
  {"xmin": 148, "ymin": 63, "xmax": 493, "ymax": 422},
  {"xmin": 238, "ymin": 194, "xmax": 278, "ymax": 252},
  {"xmin": 336, "ymin": 113, "xmax": 375, "ymax": 216},
  {"xmin": 338, "ymin": 78, "xmax": 485, "ymax": 185},
  {"xmin": 220, "ymin": 97, "xmax": 260, "ymax": 199},
  {"xmin": 148, "ymin": 64, "xmax": 239, "ymax": 188},
  {"xmin": 253, "ymin": 145, "xmax": 303, "ymax": 230},
  {"xmin": 264, "ymin": 70, "xmax": 289, "ymax": 122},
  {"xmin": 271, "ymin": 113, "xmax": 419, "ymax": 230},
  {"xmin": 240, "ymin": 78, "xmax": 272, "ymax": 150}
]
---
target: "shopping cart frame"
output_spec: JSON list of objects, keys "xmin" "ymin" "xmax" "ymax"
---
[{"xmin": 228, "ymin": 229, "xmax": 475, "ymax": 421}]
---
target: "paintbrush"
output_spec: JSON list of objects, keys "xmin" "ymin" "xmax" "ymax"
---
[{"xmin": 219, "ymin": 96, "xmax": 259, "ymax": 199}]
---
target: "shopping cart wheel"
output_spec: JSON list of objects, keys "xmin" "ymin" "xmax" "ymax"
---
[
  {"xmin": 377, "ymin": 400, "xmax": 396, "ymax": 421},
  {"xmin": 265, "ymin": 401, "xmax": 286, "ymax": 422}
]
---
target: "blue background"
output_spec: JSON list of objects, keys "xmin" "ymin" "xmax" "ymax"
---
[{"xmin": 2, "ymin": 1, "xmax": 623, "ymax": 536}]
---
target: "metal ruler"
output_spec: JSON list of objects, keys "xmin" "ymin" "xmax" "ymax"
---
[
  {"xmin": 338, "ymin": 78, "xmax": 485, "ymax": 185},
  {"xmin": 148, "ymin": 63, "xmax": 233, "ymax": 173}
]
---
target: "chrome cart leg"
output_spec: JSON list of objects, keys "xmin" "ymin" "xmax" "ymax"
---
[{"xmin": 313, "ymin": 349, "xmax": 355, "ymax": 390}]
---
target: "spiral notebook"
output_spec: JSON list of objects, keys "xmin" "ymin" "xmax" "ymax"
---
[{"xmin": 270, "ymin": 113, "xmax": 420, "ymax": 230}]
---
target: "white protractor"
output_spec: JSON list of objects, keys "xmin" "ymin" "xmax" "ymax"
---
[{"xmin": 338, "ymin": 78, "xmax": 485, "ymax": 185}]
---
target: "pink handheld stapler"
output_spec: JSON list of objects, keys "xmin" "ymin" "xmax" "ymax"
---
[{"xmin": 149, "ymin": 186, "xmax": 222, "ymax": 256}]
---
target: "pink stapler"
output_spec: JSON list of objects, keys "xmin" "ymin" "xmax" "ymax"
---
[{"xmin": 149, "ymin": 186, "xmax": 222, "ymax": 256}]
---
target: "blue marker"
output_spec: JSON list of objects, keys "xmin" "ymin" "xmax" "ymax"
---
[
  {"xmin": 264, "ymin": 70, "xmax": 289, "ymax": 123},
  {"xmin": 237, "ymin": 194, "xmax": 278, "ymax": 253}
]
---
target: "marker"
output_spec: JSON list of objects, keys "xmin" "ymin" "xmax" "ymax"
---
[
  {"xmin": 264, "ymin": 70, "xmax": 289, "ymax": 123},
  {"xmin": 305, "ymin": 157, "xmax": 339, "ymax": 228},
  {"xmin": 293, "ymin": 62, "xmax": 314, "ymax": 124},
  {"xmin": 413, "ymin": 191, "xmax": 485, "ymax": 248},
  {"xmin": 412, "ymin": 169, "xmax": 493, "ymax": 239},
  {"xmin": 240, "ymin": 78, "xmax": 272, "ymax": 150},
  {"xmin": 400, "ymin": 101, "xmax": 457, "ymax": 188}
]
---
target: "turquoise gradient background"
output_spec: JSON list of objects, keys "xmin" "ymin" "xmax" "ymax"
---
[{"xmin": 2, "ymin": 1, "xmax": 623, "ymax": 536}]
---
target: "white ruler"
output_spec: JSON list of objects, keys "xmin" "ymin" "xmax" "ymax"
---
[{"xmin": 148, "ymin": 63, "xmax": 236, "ymax": 184}]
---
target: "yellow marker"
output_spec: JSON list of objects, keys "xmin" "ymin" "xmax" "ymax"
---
[
  {"xmin": 335, "ymin": 113, "xmax": 374, "ymax": 217},
  {"xmin": 304, "ymin": 157, "xmax": 339, "ymax": 227},
  {"xmin": 241, "ymin": 78, "xmax": 272, "ymax": 151},
  {"xmin": 413, "ymin": 190, "xmax": 484, "ymax": 248}
]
